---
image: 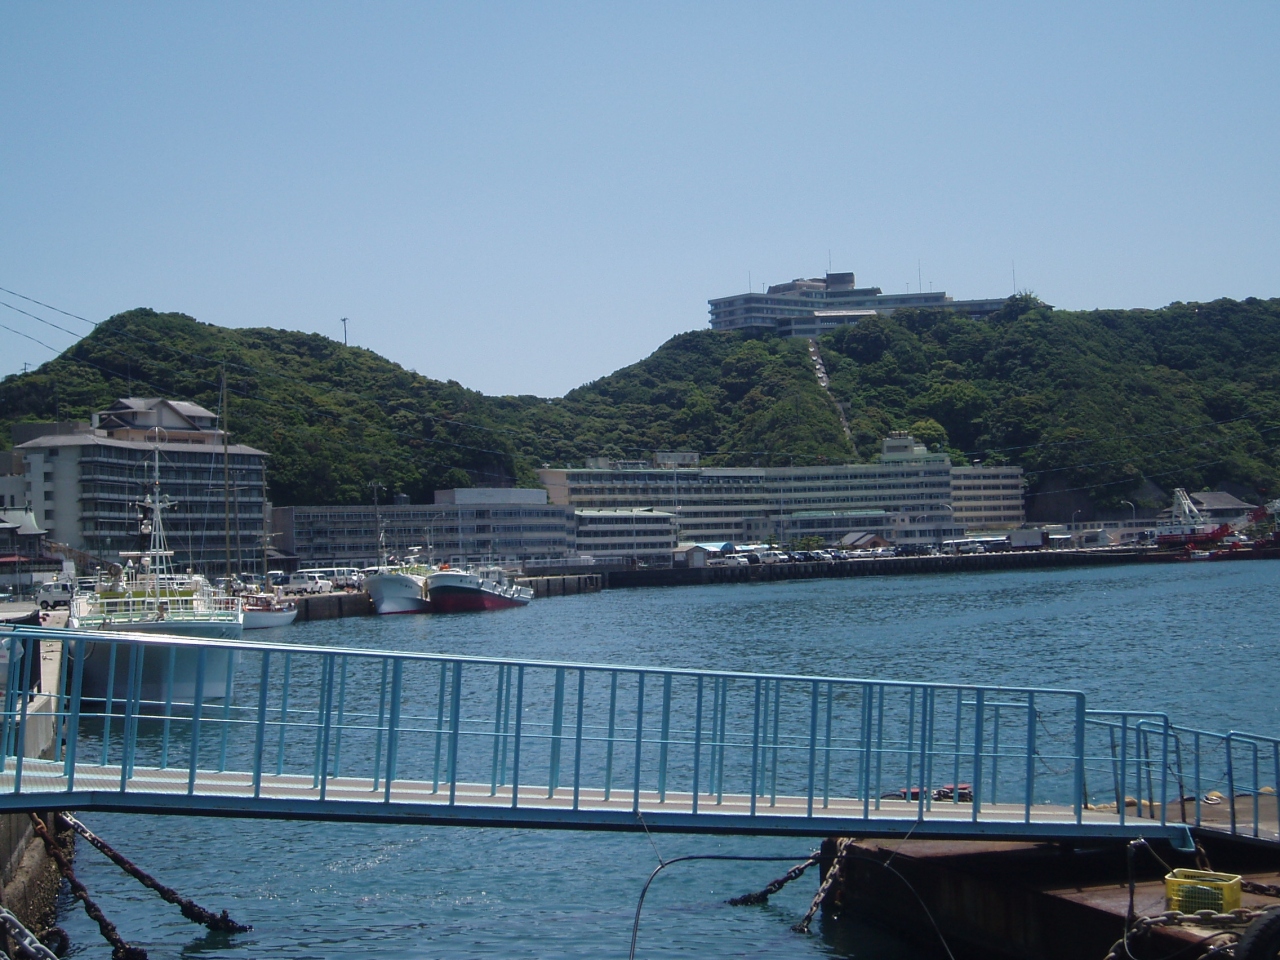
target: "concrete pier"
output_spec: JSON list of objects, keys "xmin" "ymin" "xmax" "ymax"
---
[
  {"xmin": 294, "ymin": 591, "xmax": 375, "ymax": 621},
  {"xmin": 514, "ymin": 574, "xmax": 602, "ymax": 599},
  {"xmin": 821, "ymin": 829, "xmax": 1280, "ymax": 959},
  {"xmin": 602, "ymin": 547, "xmax": 1236, "ymax": 590}
]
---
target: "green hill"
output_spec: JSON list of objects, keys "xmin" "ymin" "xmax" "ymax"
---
[{"xmin": 3, "ymin": 297, "xmax": 1280, "ymax": 519}]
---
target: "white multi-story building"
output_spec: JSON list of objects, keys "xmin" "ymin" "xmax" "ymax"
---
[
  {"xmin": 949, "ymin": 465, "xmax": 1027, "ymax": 529},
  {"xmin": 708, "ymin": 271, "xmax": 1010, "ymax": 337},
  {"xmin": 12, "ymin": 399, "xmax": 268, "ymax": 572},
  {"xmin": 574, "ymin": 507, "xmax": 676, "ymax": 564},
  {"xmin": 538, "ymin": 433, "xmax": 1023, "ymax": 547},
  {"xmin": 274, "ymin": 488, "xmax": 574, "ymax": 568}
]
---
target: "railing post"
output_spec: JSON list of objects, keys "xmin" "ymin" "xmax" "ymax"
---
[
  {"xmin": 1074, "ymin": 695, "xmax": 1086, "ymax": 825},
  {"xmin": 632, "ymin": 672, "xmax": 646, "ymax": 815},
  {"xmin": 433, "ymin": 663, "xmax": 448, "ymax": 793},
  {"xmin": 549, "ymin": 667, "xmax": 565, "ymax": 797},
  {"xmin": 65, "ymin": 638, "xmax": 85, "ymax": 791},
  {"xmin": 490, "ymin": 665, "xmax": 506, "ymax": 797},
  {"xmin": 447, "ymin": 661, "xmax": 462, "ymax": 806},
  {"xmin": 187, "ymin": 648, "xmax": 208, "ymax": 796},
  {"xmin": 101, "ymin": 641, "xmax": 118, "ymax": 767},
  {"xmin": 13, "ymin": 633, "xmax": 36, "ymax": 793},
  {"xmin": 373, "ymin": 658, "xmax": 389, "ymax": 791},
  {"xmin": 657, "ymin": 674, "xmax": 672, "ymax": 803},
  {"xmin": 573, "ymin": 669, "xmax": 585, "ymax": 811},
  {"xmin": 769, "ymin": 678, "xmax": 781, "ymax": 808},
  {"xmin": 823, "ymin": 681, "xmax": 833, "ymax": 810},
  {"xmin": 318, "ymin": 655, "xmax": 337, "ymax": 800},
  {"xmin": 383, "ymin": 659, "xmax": 404, "ymax": 802},
  {"xmin": 972, "ymin": 689, "xmax": 985, "ymax": 820},
  {"xmin": 1158, "ymin": 716, "xmax": 1170, "ymax": 827},
  {"xmin": 510, "ymin": 666, "xmax": 524, "ymax": 808},
  {"xmin": 1024, "ymin": 692, "xmax": 1036, "ymax": 824},
  {"xmin": 991, "ymin": 704, "xmax": 1001, "ymax": 807},
  {"xmin": 252, "ymin": 652, "xmax": 271, "ymax": 798},
  {"xmin": 333, "ymin": 655, "xmax": 348, "ymax": 778},
  {"xmin": 807, "ymin": 680, "xmax": 818, "ymax": 817},
  {"xmin": 1225, "ymin": 734, "xmax": 1237, "ymax": 835},
  {"xmin": 604, "ymin": 671, "xmax": 617, "ymax": 802},
  {"xmin": 692, "ymin": 675, "xmax": 703, "ymax": 815},
  {"xmin": 276, "ymin": 652, "xmax": 292, "ymax": 776},
  {"xmin": 160, "ymin": 647, "xmax": 176, "ymax": 769},
  {"xmin": 750, "ymin": 678, "xmax": 761, "ymax": 817},
  {"xmin": 873, "ymin": 685, "xmax": 885, "ymax": 811},
  {"xmin": 1118, "ymin": 715, "xmax": 1128, "ymax": 826},
  {"xmin": 119, "ymin": 644, "xmax": 141, "ymax": 790}
]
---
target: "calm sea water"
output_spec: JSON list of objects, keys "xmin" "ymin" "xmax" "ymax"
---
[{"xmin": 54, "ymin": 561, "xmax": 1279, "ymax": 958}]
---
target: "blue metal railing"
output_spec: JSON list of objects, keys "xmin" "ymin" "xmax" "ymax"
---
[{"xmin": 0, "ymin": 626, "xmax": 1247, "ymax": 845}]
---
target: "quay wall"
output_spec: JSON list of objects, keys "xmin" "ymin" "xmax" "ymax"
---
[
  {"xmin": 0, "ymin": 643, "xmax": 67, "ymax": 944},
  {"xmin": 295, "ymin": 592, "xmax": 375, "ymax": 621},
  {"xmin": 514, "ymin": 574, "xmax": 602, "ymax": 599},
  {"xmin": 602, "ymin": 547, "xmax": 1152, "ymax": 589}
]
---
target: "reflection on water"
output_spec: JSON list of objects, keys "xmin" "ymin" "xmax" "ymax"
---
[{"xmin": 58, "ymin": 561, "xmax": 1276, "ymax": 958}]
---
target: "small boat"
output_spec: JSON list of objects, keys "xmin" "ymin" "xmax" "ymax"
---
[
  {"xmin": 241, "ymin": 594, "xmax": 298, "ymax": 629},
  {"xmin": 426, "ymin": 565, "xmax": 533, "ymax": 613}
]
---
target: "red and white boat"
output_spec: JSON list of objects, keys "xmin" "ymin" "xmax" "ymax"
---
[{"xmin": 426, "ymin": 565, "xmax": 533, "ymax": 613}]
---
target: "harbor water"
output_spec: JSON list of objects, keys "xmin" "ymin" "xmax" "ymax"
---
[{"xmin": 54, "ymin": 560, "xmax": 1279, "ymax": 958}]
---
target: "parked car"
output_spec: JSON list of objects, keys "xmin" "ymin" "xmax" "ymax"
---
[{"xmin": 283, "ymin": 572, "xmax": 332, "ymax": 595}]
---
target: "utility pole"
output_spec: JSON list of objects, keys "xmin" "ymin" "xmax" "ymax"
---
[
  {"xmin": 222, "ymin": 369, "xmax": 232, "ymax": 582},
  {"xmin": 341, "ymin": 317, "xmax": 348, "ymax": 346}
]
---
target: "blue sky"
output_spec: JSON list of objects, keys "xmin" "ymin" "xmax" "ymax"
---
[{"xmin": 1, "ymin": 3, "xmax": 1277, "ymax": 396}]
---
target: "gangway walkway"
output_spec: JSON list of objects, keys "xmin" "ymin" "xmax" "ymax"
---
[{"xmin": 1, "ymin": 626, "xmax": 1276, "ymax": 851}]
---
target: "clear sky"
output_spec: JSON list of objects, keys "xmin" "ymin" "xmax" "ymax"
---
[{"xmin": 2, "ymin": 3, "xmax": 1277, "ymax": 397}]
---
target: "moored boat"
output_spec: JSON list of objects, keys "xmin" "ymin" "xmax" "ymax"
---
[
  {"xmin": 67, "ymin": 445, "xmax": 242, "ymax": 703},
  {"xmin": 242, "ymin": 594, "xmax": 298, "ymax": 629},
  {"xmin": 365, "ymin": 568, "xmax": 431, "ymax": 614},
  {"xmin": 426, "ymin": 565, "xmax": 533, "ymax": 613}
]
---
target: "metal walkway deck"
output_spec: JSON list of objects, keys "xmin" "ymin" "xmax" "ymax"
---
[{"xmin": 1, "ymin": 626, "xmax": 1275, "ymax": 850}]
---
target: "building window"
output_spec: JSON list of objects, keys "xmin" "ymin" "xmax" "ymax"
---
[{"xmin": 44, "ymin": 510, "xmax": 54, "ymax": 520}]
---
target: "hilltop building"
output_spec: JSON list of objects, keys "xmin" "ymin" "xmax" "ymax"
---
[
  {"xmin": 708, "ymin": 271, "xmax": 1009, "ymax": 337},
  {"xmin": 11, "ymin": 398, "xmax": 268, "ymax": 573},
  {"xmin": 538, "ymin": 434, "xmax": 1024, "ymax": 547}
]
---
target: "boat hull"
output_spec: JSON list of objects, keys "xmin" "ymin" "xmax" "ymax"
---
[
  {"xmin": 365, "ymin": 573, "xmax": 430, "ymax": 615},
  {"xmin": 427, "ymin": 585, "xmax": 530, "ymax": 613},
  {"xmin": 77, "ymin": 636, "xmax": 240, "ymax": 705},
  {"xmin": 243, "ymin": 607, "xmax": 298, "ymax": 629}
]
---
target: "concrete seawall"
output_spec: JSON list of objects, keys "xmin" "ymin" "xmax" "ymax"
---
[
  {"xmin": 514, "ymin": 574, "xmax": 602, "ymax": 599},
  {"xmin": 602, "ymin": 548, "xmax": 1161, "ymax": 589},
  {"xmin": 294, "ymin": 592, "xmax": 375, "ymax": 621}
]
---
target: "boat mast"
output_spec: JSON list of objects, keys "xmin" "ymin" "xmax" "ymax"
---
[{"xmin": 222, "ymin": 368, "xmax": 231, "ymax": 583}]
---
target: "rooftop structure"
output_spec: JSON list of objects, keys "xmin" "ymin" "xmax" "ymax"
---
[{"xmin": 709, "ymin": 271, "xmax": 1011, "ymax": 337}]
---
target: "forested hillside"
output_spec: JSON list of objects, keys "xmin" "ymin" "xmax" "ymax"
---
[{"xmin": 3, "ymin": 297, "xmax": 1280, "ymax": 518}]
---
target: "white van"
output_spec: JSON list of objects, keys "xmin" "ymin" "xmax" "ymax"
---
[
  {"xmin": 283, "ymin": 572, "xmax": 332, "ymax": 595},
  {"xmin": 37, "ymin": 580, "xmax": 75, "ymax": 610}
]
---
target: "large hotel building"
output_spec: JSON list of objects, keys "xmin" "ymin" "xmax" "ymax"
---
[
  {"xmin": 708, "ymin": 271, "xmax": 1009, "ymax": 338},
  {"xmin": 538, "ymin": 434, "xmax": 1024, "ymax": 548}
]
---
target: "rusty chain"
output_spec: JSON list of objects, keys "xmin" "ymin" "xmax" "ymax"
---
[
  {"xmin": 726, "ymin": 857, "xmax": 818, "ymax": 906},
  {"xmin": 27, "ymin": 813, "xmax": 147, "ymax": 960},
  {"xmin": 0, "ymin": 905, "xmax": 58, "ymax": 960},
  {"xmin": 1101, "ymin": 907, "xmax": 1279, "ymax": 960},
  {"xmin": 58, "ymin": 814, "xmax": 250, "ymax": 933}
]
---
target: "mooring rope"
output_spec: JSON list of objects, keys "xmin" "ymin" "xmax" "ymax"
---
[
  {"xmin": 27, "ymin": 813, "xmax": 147, "ymax": 960},
  {"xmin": 58, "ymin": 814, "xmax": 250, "ymax": 934}
]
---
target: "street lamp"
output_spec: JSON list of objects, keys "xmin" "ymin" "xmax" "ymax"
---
[{"xmin": 1072, "ymin": 509, "xmax": 1082, "ymax": 546}]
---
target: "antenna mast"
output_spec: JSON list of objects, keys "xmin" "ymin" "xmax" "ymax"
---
[{"xmin": 222, "ymin": 368, "xmax": 232, "ymax": 582}]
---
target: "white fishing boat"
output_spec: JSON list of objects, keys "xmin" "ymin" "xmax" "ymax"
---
[
  {"xmin": 365, "ymin": 566, "xmax": 432, "ymax": 614},
  {"xmin": 68, "ymin": 446, "xmax": 242, "ymax": 703},
  {"xmin": 241, "ymin": 594, "xmax": 298, "ymax": 629}
]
